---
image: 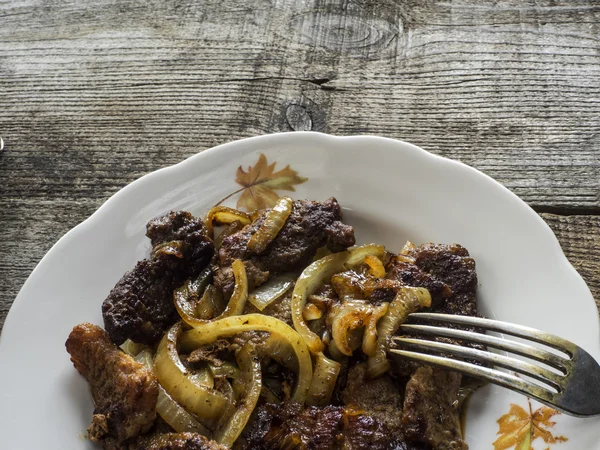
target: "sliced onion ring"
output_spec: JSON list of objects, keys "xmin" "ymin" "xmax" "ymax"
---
[
  {"xmin": 214, "ymin": 343, "xmax": 262, "ymax": 446},
  {"xmin": 306, "ymin": 353, "xmax": 341, "ymax": 407},
  {"xmin": 247, "ymin": 196, "xmax": 293, "ymax": 254},
  {"xmin": 174, "ymin": 259, "xmax": 248, "ymax": 327},
  {"xmin": 205, "ymin": 206, "xmax": 251, "ymax": 238},
  {"xmin": 345, "ymin": 244, "xmax": 385, "ymax": 267},
  {"xmin": 363, "ymin": 255, "xmax": 386, "ymax": 278},
  {"xmin": 154, "ymin": 323, "xmax": 228, "ymax": 421},
  {"xmin": 135, "ymin": 350, "xmax": 212, "ymax": 437},
  {"xmin": 331, "ymin": 302, "xmax": 372, "ymax": 356},
  {"xmin": 367, "ymin": 287, "xmax": 431, "ymax": 379},
  {"xmin": 292, "ymin": 245, "xmax": 384, "ymax": 354},
  {"xmin": 362, "ymin": 302, "xmax": 389, "ymax": 357},
  {"xmin": 248, "ymin": 274, "xmax": 295, "ymax": 311},
  {"xmin": 180, "ymin": 314, "xmax": 312, "ymax": 404}
]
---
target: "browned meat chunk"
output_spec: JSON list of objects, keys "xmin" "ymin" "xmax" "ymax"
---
[
  {"xmin": 102, "ymin": 211, "xmax": 214, "ymax": 345},
  {"xmin": 401, "ymin": 366, "xmax": 466, "ymax": 450},
  {"xmin": 341, "ymin": 362, "xmax": 405, "ymax": 439},
  {"xmin": 410, "ymin": 243, "xmax": 477, "ymax": 317},
  {"xmin": 216, "ymin": 198, "xmax": 355, "ymax": 298},
  {"xmin": 242, "ymin": 402, "xmax": 409, "ymax": 449},
  {"xmin": 386, "ymin": 260, "xmax": 452, "ymax": 308},
  {"xmin": 65, "ymin": 323, "xmax": 158, "ymax": 444}
]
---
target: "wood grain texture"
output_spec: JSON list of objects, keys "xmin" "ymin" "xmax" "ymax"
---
[{"xmin": 0, "ymin": 0, "xmax": 599, "ymax": 330}]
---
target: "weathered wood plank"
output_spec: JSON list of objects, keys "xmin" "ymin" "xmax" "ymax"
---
[
  {"xmin": 1, "ymin": 0, "xmax": 599, "ymax": 330},
  {"xmin": 541, "ymin": 213, "xmax": 600, "ymax": 311},
  {"xmin": 0, "ymin": 0, "xmax": 599, "ymax": 208}
]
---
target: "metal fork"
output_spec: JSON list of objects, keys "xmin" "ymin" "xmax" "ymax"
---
[{"xmin": 390, "ymin": 313, "xmax": 600, "ymax": 417}]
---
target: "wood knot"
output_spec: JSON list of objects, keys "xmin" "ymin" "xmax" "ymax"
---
[
  {"xmin": 290, "ymin": 10, "xmax": 401, "ymax": 57},
  {"xmin": 285, "ymin": 104, "xmax": 313, "ymax": 131}
]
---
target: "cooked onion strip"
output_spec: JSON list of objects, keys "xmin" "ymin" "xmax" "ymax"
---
[
  {"xmin": 302, "ymin": 303, "xmax": 323, "ymax": 321},
  {"xmin": 247, "ymin": 196, "xmax": 293, "ymax": 254},
  {"xmin": 292, "ymin": 251, "xmax": 349, "ymax": 353},
  {"xmin": 364, "ymin": 255, "xmax": 386, "ymax": 278},
  {"xmin": 189, "ymin": 368, "xmax": 214, "ymax": 389},
  {"xmin": 174, "ymin": 259, "xmax": 248, "ymax": 326},
  {"xmin": 331, "ymin": 302, "xmax": 372, "ymax": 356},
  {"xmin": 367, "ymin": 287, "xmax": 431, "ymax": 378},
  {"xmin": 261, "ymin": 334, "xmax": 299, "ymax": 373},
  {"xmin": 209, "ymin": 361, "xmax": 240, "ymax": 379},
  {"xmin": 205, "ymin": 206, "xmax": 251, "ymax": 238},
  {"xmin": 362, "ymin": 302, "xmax": 389, "ymax": 357},
  {"xmin": 292, "ymin": 246, "xmax": 384, "ymax": 354},
  {"xmin": 180, "ymin": 314, "xmax": 312, "ymax": 404},
  {"xmin": 195, "ymin": 285, "xmax": 224, "ymax": 320},
  {"xmin": 135, "ymin": 350, "xmax": 212, "ymax": 437},
  {"xmin": 306, "ymin": 353, "xmax": 341, "ymax": 407},
  {"xmin": 345, "ymin": 244, "xmax": 385, "ymax": 267},
  {"xmin": 248, "ymin": 274, "xmax": 295, "ymax": 311},
  {"xmin": 173, "ymin": 268, "xmax": 213, "ymax": 323},
  {"xmin": 154, "ymin": 323, "xmax": 228, "ymax": 421},
  {"xmin": 214, "ymin": 343, "xmax": 262, "ymax": 446}
]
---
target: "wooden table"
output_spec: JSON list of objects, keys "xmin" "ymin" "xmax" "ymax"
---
[{"xmin": 1, "ymin": 0, "xmax": 599, "ymax": 330}]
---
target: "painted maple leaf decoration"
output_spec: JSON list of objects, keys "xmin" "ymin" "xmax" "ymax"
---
[
  {"xmin": 228, "ymin": 153, "xmax": 307, "ymax": 211},
  {"xmin": 493, "ymin": 401, "xmax": 567, "ymax": 450}
]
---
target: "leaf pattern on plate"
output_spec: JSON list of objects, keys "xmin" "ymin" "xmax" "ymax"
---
[
  {"xmin": 218, "ymin": 153, "xmax": 307, "ymax": 212},
  {"xmin": 493, "ymin": 400, "xmax": 567, "ymax": 450}
]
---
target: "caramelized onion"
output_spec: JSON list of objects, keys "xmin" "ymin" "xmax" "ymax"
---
[
  {"xmin": 302, "ymin": 303, "xmax": 323, "ymax": 321},
  {"xmin": 363, "ymin": 255, "xmax": 386, "ymax": 278},
  {"xmin": 292, "ymin": 246, "xmax": 385, "ymax": 354},
  {"xmin": 205, "ymin": 206, "xmax": 251, "ymax": 238},
  {"xmin": 367, "ymin": 287, "xmax": 431, "ymax": 378},
  {"xmin": 214, "ymin": 343, "xmax": 262, "ymax": 446},
  {"xmin": 154, "ymin": 323, "xmax": 228, "ymax": 421},
  {"xmin": 345, "ymin": 244, "xmax": 385, "ymax": 267},
  {"xmin": 248, "ymin": 274, "xmax": 295, "ymax": 311},
  {"xmin": 306, "ymin": 353, "xmax": 341, "ymax": 407},
  {"xmin": 331, "ymin": 301, "xmax": 372, "ymax": 356},
  {"xmin": 362, "ymin": 302, "xmax": 389, "ymax": 357},
  {"xmin": 209, "ymin": 361, "xmax": 240, "ymax": 380},
  {"xmin": 292, "ymin": 251, "xmax": 349, "ymax": 354},
  {"xmin": 180, "ymin": 314, "xmax": 312, "ymax": 404},
  {"xmin": 195, "ymin": 285, "xmax": 225, "ymax": 320},
  {"xmin": 174, "ymin": 259, "xmax": 248, "ymax": 326},
  {"xmin": 135, "ymin": 350, "xmax": 212, "ymax": 437},
  {"xmin": 247, "ymin": 196, "xmax": 293, "ymax": 254}
]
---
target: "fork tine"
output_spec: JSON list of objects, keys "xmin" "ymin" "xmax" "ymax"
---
[
  {"xmin": 408, "ymin": 313, "xmax": 576, "ymax": 356},
  {"xmin": 400, "ymin": 324, "xmax": 569, "ymax": 372},
  {"xmin": 394, "ymin": 337, "xmax": 564, "ymax": 391},
  {"xmin": 389, "ymin": 348, "xmax": 557, "ymax": 407}
]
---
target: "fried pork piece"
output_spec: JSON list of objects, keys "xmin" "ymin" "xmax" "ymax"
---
[
  {"xmin": 387, "ymin": 244, "xmax": 476, "ymax": 450},
  {"xmin": 241, "ymin": 402, "xmax": 412, "ymax": 450},
  {"xmin": 215, "ymin": 198, "xmax": 355, "ymax": 298},
  {"xmin": 388, "ymin": 243, "xmax": 476, "ymax": 316},
  {"xmin": 401, "ymin": 367, "xmax": 466, "ymax": 450},
  {"xmin": 341, "ymin": 362, "xmax": 406, "ymax": 440},
  {"xmin": 102, "ymin": 211, "xmax": 214, "ymax": 345},
  {"xmin": 409, "ymin": 243, "xmax": 477, "ymax": 316},
  {"xmin": 65, "ymin": 323, "xmax": 158, "ymax": 444}
]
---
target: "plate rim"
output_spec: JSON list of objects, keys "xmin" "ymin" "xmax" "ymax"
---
[{"xmin": 2, "ymin": 131, "xmax": 595, "ymax": 341}]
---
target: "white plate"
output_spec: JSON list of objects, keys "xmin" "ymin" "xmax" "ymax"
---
[{"xmin": 0, "ymin": 132, "xmax": 598, "ymax": 449}]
